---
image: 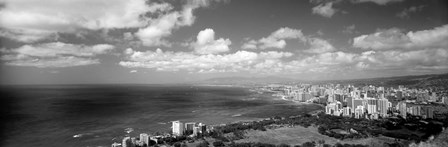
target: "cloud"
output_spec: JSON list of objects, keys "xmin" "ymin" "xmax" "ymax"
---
[
  {"xmin": 342, "ymin": 24, "xmax": 357, "ymax": 34},
  {"xmin": 130, "ymin": 70, "xmax": 138, "ymax": 73},
  {"xmin": 241, "ymin": 27, "xmax": 336, "ymax": 54},
  {"xmin": 283, "ymin": 48, "xmax": 448, "ymax": 74},
  {"xmin": 353, "ymin": 24, "xmax": 448, "ymax": 50},
  {"xmin": 304, "ymin": 38, "xmax": 336, "ymax": 53},
  {"xmin": 0, "ymin": 29, "xmax": 58, "ymax": 43},
  {"xmin": 191, "ymin": 28, "xmax": 231, "ymax": 54},
  {"xmin": 351, "ymin": 0, "xmax": 404, "ymax": 5},
  {"xmin": 241, "ymin": 27, "xmax": 305, "ymax": 49},
  {"xmin": 120, "ymin": 48, "xmax": 293, "ymax": 73},
  {"xmin": 312, "ymin": 2, "xmax": 337, "ymax": 18},
  {"xmin": 0, "ymin": 0, "xmax": 219, "ymax": 44},
  {"xmin": 356, "ymin": 49, "xmax": 448, "ymax": 71},
  {"xmin": 396, "ymin": 5, "xmax": 425, "ymax": 19},
  {"xmin": 0, "ymin": 0, "xmax": 163, "ymax": 42},
  {"xmin": 119, "ymin": 45, "xmax": 448, "ymax": 75},
  {"xmin": 135, "ymin": 0, "xmax": 212, "ymax": 47},
  {"xmin": 1, "ymin": 42, "xmax": 114, "ymax": 68}
]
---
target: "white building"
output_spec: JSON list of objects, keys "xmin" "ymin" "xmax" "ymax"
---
[
  {"xmin": 122, "ymin": 137, "xmax": 131, "ymax": 147},
  {"xmin": 355, "ymin": 106, "xmax": 364, "ymax": 119},
  {"xmin": 172, "ymin": 121, "xmax": 184, "ymax": 136},
  {"xmin": 140, "ymin": 133, "xmax": 149, "ymax": 145},
  {"xmin": 343, "ymin": 107, "xmax": 352, "ymax": 116},
  {"xmin": 111, "ymin": 142, "xmax": 121, "ymax": 147}
]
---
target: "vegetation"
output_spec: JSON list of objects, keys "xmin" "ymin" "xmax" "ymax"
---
[{"xmin": 207, "ymin": 112, "xmax": 448, "ymax": 144}]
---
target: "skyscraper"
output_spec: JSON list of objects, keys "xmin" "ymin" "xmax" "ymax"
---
[
  {"xmin": 172, "ymin": 121, "xmax": 184, "ymax": 136},
  {"xmin": 122, "ymin": 137, "xmax": 131, "ymax": 147},
  {"xmin": 185, "ymin": 122, "xmax": 196, "ymax": 134},
  {"xmin": 140, "ymin": 133, "xmax": 149, "ymax": 145}
]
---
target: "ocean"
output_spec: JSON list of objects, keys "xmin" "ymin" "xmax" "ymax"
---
[{"xmin": 0, "ymin": 84, "xmax": 323, "ymax": 147}]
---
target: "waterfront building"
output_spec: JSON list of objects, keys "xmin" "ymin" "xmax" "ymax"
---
[
  {"xmin": 335, "ymin": 94, "xmax": 343, "ymax": 103},
  {"xmin": 198, "ymin": 123, "xmax": 207, "ymax": 133},
  {"xmin": 354, "ymin": 106, "xmax": 364, "ymax": 119},
  {"xmin": 352, "ymin": 98, "xmax": 364, "ymax": 111},
  {"xmin": 326, "ymin": 103, "xmax": 336, "ymax": 115},
  {"xmin": 185, "ymin": 122, "xmax": 196, "ymax": 133},
  {"xmin": 377, "ymin": 98, "xmax": 389, "ymax": 117},
  {"xmin": 111, "ymin": 142, "xmax": 121, "ymax": 147},
  {"xmin": 122, "ymin": 137, "xmax": 131, "ymax": 147},
  {"xmin": 328, "ymin": 94, "xmax": 335, "ymax": 103},
  {"xmin": 347, "ymin": 97, "xmax": 353, "ymax": 108},
  {"xmin": 326, "ymin": 101, "xmax": 342, "ymax": 116},
  {"xmin": 366, "ymin": 98, "xmax": 378, "ymax": 114},
  {"xmin": 172, "ymin": 121, "xmax": 184, "ymax": 136},
  {"xmin": 193, "ymin": 125, "xmax": 200, "ymax": 136},
  {"xmin": 442, "ymin": 96, "xmax": 448, "ymax": 105},
  {"xmin": 397, "ymin": 102, "xmax": 407, "ymax": 118},
  {"xmin": 131, "ymin": 137, "xmax": 137, "ymax": 147},
  {"xmin": 343, "ymin": 107, "xmax": 352, "ymax": 117},
  {"xmin": 140, "ymin": 133, "xmax": 149, "ymax": 145},
  {"xmin": 422, "ymin": 106, "xmax": 434, "ymax": 119}
]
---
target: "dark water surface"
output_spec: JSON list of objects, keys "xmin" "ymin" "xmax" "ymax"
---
[{"xmin": 0, "ymin": 84, "xmax": 322, "ymax": 147}]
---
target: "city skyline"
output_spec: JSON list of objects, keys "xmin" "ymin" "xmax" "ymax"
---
[{"xmin": 1, "ymin": 0, "xmax": 447, "ymax": 84}]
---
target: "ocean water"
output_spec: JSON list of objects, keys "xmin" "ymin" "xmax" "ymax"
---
[{"xmin": 0, "ymin": 84, "xmax": 322, "ymax": 147}]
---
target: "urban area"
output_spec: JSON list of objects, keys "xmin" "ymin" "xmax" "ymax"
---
[{"xmin": 111, "ymin": 83, "xmax": 448, "ymax": 147}]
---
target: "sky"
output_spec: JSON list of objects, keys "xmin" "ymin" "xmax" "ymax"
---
[{"xmin": 0, "ymin": 0, "xmax": 447, "ymax": 84}]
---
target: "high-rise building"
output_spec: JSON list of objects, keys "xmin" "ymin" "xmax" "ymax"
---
[
  {"xmin": 397, "ymin": 102, "xmax": 407, "ymax": 118},
  {"xmin": 352, "ymin": 98, "xmax": 364, "ymax": 110},
  {"xmin": 377, "ymin": 98, "xmax": 389, "ymax": 117},
  {"xmin": 335, "ymin": 94, "xmax": 343, "ymax": 103},
  {"xmin": 396, "ymin": 91, "xmax": 403, "ymax": 99},
  {"xmin": 442, "ymin": 96, "xmax": 448, "ymax": 105},
  {"xmin": 111, "ymin": 142, "xmax": 121, "ymax": 147},
  {"xmin": 198, "ymin": 123, "xmax": 207, "ymax": 133},
  {"xmin": 122, "ymin": 137, "xmax": 131, "ymax": 147},
  {"xmin": 185, "ymin": 122, "xmax": 196, "ymax": 134},
  {"xmin": 326, "ymin": 103, "xmax": 336, "ymax": 115},
  {"xmin": 172, "ymin": 121, "xmax": 184, "ymax": 136},
  {"xmin": 355, "ymin": 106, "xmax": 364, "ymax": 119},
  {"xmin": 347, "ymin": 97, "xmax": 353, "ymax": 108},
  {"xmin": 140, "ymin": 133, "xmax": 149, "ymax": 145},
  {"xmin": 366, "ymin": 98, "xmax": 378, "ymax": 114},
  {"xmin": 343, "ymin": 107, "xmax": 352, "ymax": 117}
]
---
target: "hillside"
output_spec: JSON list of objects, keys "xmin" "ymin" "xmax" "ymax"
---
[{"xmin": 198, "ymin": 73, "xmax": 448, "ymax": 88}]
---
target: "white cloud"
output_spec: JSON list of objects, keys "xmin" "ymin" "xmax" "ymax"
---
[
  {"xmin": 241, "ymin": 27, "xmax": 336, "ymax": 54},
  {"xmin": 351, "ymin": 0, "xmax": 404, "ymax": 5},
  {"xmin": 241, "ymin": 40, "xmax": 258, "ymax": 49},
  {"xmin": 312, "ymin": 2, "xmax": 337, "ymax": 18},
  {"xmin": 0, "ymin": 29, "xmax": 58, "ymax": 43},
  {"xmin": 0, "ymin": 42, "xmax": 114, "ymax": 68},
  {"xmin": 353, "ymin": 24, "xmax": 448, "ymax": 50},
  {"xmin": 191, "ymin": 28, "xmax": 231, "ymax": 54},
  {"xmin": 2, "ymin": 56, "xmax": 101, "ymax": 68},
  {"xmin": 304, "ymin": 38, "xmax": 336, "ymax": 53},
  {"xmin": 0, "ymin": 0, "xmax": 217, "ymax": 44},
  {"xmin": 396, "ymin": 5, "xmax": 425, "ymax": 19},
  {"xmin": 119, "ymin": 46, "xmax": 448, "ymax": 75},
  {"xmin": 120, "ymin": 48, "xmax": 293, "ymax": 73},
  {"xmin": 356, "ymin": 49, "xmax": 448, "ymax": 71},
  {"xmin": 0, "ymin": 0, "xmax": 164, "ymax": 42},
  {"xmin": 241, "ymin": 27, "xmax": 305, "ymax": 49},
  {"xmin": 342, "ymin": 25, "xmax": 357, "ymax": 34},
  {"xmin": 130, "ymin": 70, "xmax": 138, "ymax": 73},
  {"xmin": 135, "ymin": 0, "xmax": 211, "ymax": 47}
]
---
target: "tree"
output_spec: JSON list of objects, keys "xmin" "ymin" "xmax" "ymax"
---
[
  {"xmin": 213, "ymin": 141, "xmax": 225, "ymax": 147},
  {"xmin": 174, "ymin": 142, "xmax": 182, "ymax": 147},
  {"xmin": 197, "ymin": 141, "xmax": 209, "ymax": 147},
  {"xmin": 302, "ymin": 142, "xmax": 315, "ymax": 147},
  {"xmin": 278, "ymin": 143, "xmax": 291, "ymax": 147}
]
